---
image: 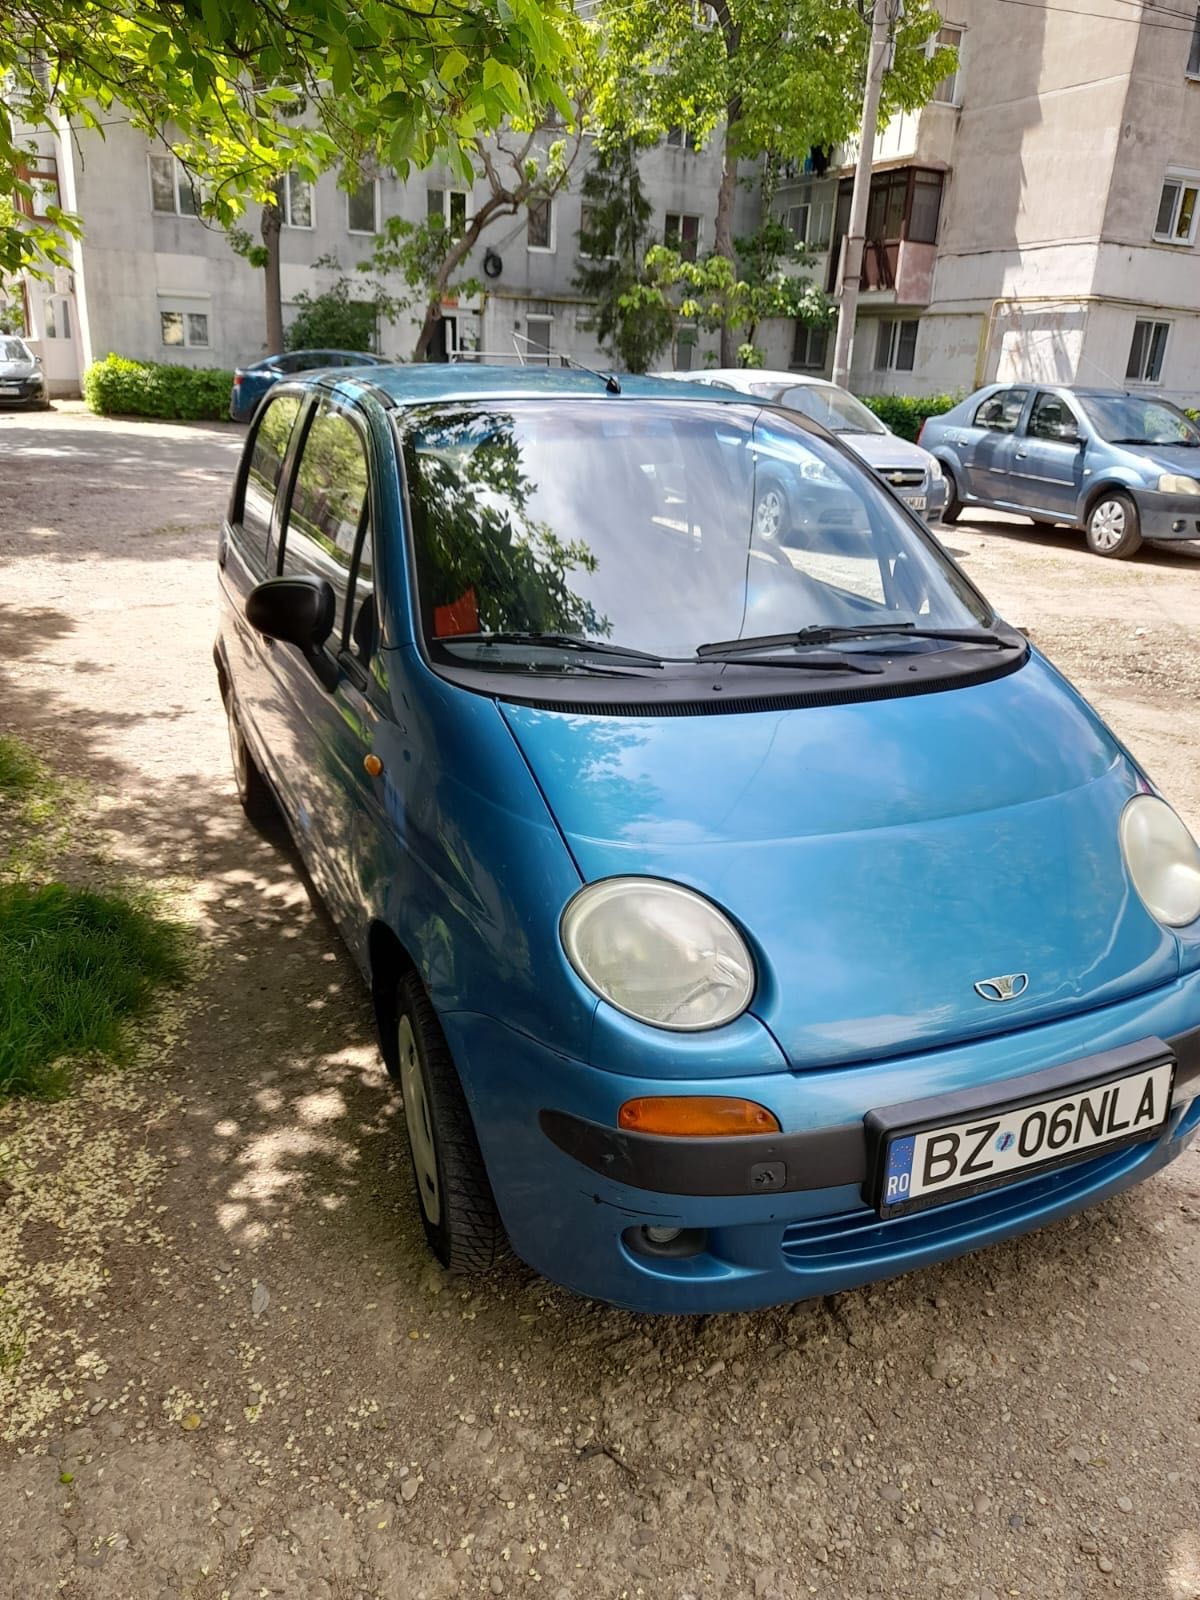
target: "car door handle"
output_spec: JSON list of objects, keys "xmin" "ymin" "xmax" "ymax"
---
[{"xmin": 1015, "ymin": 450, "xmax": 1028, "ymax": 459}]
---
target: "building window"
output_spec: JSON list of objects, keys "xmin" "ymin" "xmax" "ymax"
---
[
  {"xmin": 43, "ymin": 296, "xmax": 71, "ymax": 340},
  {"xmin": 346, "ymin": 178, "xmax": 378, "ymax": 234},
  {"xmin": 665, "ymin": 212, "xmax": 701, "ymax": 263},
  {"xmin": 527, "ymin": 198, "xmax": 554, "ymax": 251},
  {"xmin": 16, "ymin": 153, "xmax": 59, "ymax": 220},
  {"xmin": 525, "ymin": 315, "xmax": 553, "ymax": 362},
  {"xmin": 1188, "ymin": 4, "xmax": 1200, "ymax": 75},
  {"xmin": 1126, "ymin": 318, "xmax": 1169, "ymax": 383},
  {"xmin": 1153, "ymin": 174, "xmax": 1199, "ymax": 244},
  {"xmin": 784, "ymin": 184, "xmax": 833, "ymax": 250},
  {"xmin": 666, "ymin": 126, "xmax": 701, "ymax": 151},
  {"xmin": 930, "ymin": 26, "xmax": 963, "ymax": 105},
  {"xmin": 874, "ymin": 319, "xmax": 918, "ymax": 372},
  {"xmin": 427, "ymin": 187, "xmax": 468, "ymax": 237},
  {"xmin": 149, "ymin": 154, "xmax": 198, "ymax": 217},
  {"xmin": 791, "ymin": 322, "xmax": 828, "ymax": 370},
  {"xmin": 281, "ymin": 172, "xmax": 314, "ymax": 229},
  {"xmin": 160, "ymin": 308, "xmax": 210, "ymax": 349}
]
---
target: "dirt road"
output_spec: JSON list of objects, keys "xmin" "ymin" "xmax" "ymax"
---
[{"xmin": 2, "ymin": 406, "xmax": 1199, "ymax": 1600}]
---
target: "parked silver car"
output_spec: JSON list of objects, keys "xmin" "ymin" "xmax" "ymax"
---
[
  {"xmin": 657, "ymin": 368, "xmax": 948, "ymax": 523},
  {"xmin": 920, "ymin": 384, "xmax": 1200, "ymax": 559},
  {"xmin": 0, "ymin": 336, "xmax": 48, "ymax": 409}
]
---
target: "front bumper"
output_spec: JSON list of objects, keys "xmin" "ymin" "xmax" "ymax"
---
[
  {"xmin": 1133, "ymin": 488, "xmax": 1200, "ymax": 541},
  {"xmin": 445, "ymin": 972, "xmax": 1200, "ymax": 1313},
  {"xmin": 0, "ymin": 378, "xmax": 47, "ymax": 407}
]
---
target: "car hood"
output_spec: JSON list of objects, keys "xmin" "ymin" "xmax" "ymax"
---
[
  {"xmin": 500, "ymin": 654, "xmax": 1178, "ymax": 1069},
  {"xmin": 836, "ymin": 432, "xmax": 934, "ymax": 475},
  {"xmin": 1123, "ymin": 443, "xmax": 1200, "ymax": 478},
  {"xmin": 0, "ymin": 359, "xmax": 37, "ymax": 376}
]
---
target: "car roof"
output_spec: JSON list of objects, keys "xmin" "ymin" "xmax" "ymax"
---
[
  {"xmin": 327, "ymin": 363, "xmax": 730, "ymax": 407},
  {"xmin": 686, "ymin": 368, "xmax": 838, "ymax": 392}
]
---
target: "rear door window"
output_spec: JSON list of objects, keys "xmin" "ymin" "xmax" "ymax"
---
[
  {"xmin": 277, "ymin": 398, "xmax": 372, "ymax": 651},
  {"xmin": 973, "ymin": 388, "xmax": 1030, "ymax": 433},
  {"xmin": 238, "ymin": 393, "xmax": 302, "ymax": 566}
]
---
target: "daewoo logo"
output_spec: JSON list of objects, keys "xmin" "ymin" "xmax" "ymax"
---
[{"xmin": 973, "ymin": 973, "xmax": 1029, "ymax": 1002}]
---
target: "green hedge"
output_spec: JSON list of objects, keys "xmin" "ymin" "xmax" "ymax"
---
[
  {"xmin": 858, "ymin": 393, "xmax": 959, "ymax": 442},
  {"xmin": 84, "ymin": 354, "xmax": 234, "ymax": 421}
]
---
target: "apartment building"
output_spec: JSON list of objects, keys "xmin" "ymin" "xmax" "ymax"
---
[
  {"xmin": 767, "ymin": 0, "xmax": 1200, "ymax": 408},
  {"xmin": 13, "ymin": 116, "xmax": 758, "ymax": 395}
]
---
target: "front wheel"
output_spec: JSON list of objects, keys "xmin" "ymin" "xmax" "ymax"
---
[
  {"xmin": 394, "ymin": 973, "xmax": 505, "ymax": 1274},
  {"xmin": 1085, "ymin": 491, "xmax": 1142, "ymax": 558},
  {"xmin": 225, "ymin": 694, "xmax": 276, "ymax": 821},
  {"xmin": 753, "ymin": 477, "xmax": 790, "ymax": 542}
]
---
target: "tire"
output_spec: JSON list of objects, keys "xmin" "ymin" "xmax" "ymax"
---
[
  {"xmin": 225, "ymin": 694, "xmax": 277, "ymax": 821},
  {"xmin": 939, "ymin": 466, "xmax": 962, "ymax": 524},
  {"xmin": 394, "ymin": 972, "xmax": 505, "ymax": 1274},
  {"xmin": 753, "ymin": 476, "xmax": 789, "ymax": 542},
  {"xmin": 1085, "ymin": 490, "xmax": 1142, "ymax": 559}
]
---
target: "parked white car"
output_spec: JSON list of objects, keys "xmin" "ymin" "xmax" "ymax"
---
[{"xmin": 657, "ymin": 368, "xmax": 947, "ymax": 523}]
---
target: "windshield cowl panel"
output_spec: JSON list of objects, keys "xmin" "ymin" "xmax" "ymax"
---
[{"xmin": 397, "ymin": 396, "xmax": 1012, "ymax": 711}]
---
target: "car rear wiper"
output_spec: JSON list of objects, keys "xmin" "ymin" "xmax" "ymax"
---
[
  {"xmin": 696, "ymin": 623, "xmax": 1011, "ymax": 658},
  {"xmin": 445, "ymin": 631, "xmax": 664, "ymax": 667}
]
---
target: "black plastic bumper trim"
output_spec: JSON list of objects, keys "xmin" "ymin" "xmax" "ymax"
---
[{"xmin": 539, "ymin": 1028, "xmax": 1200, "ymax": 1199}]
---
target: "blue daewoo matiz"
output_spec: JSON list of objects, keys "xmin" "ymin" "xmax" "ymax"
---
[{"xmin": 214, "ymin": 364, "xmax": 1200, "ymax": 1313}]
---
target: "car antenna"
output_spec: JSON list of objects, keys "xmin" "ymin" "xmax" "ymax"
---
[{"xmin": 510, "ymin": 333, "xmax": 621, "ymax": 393}]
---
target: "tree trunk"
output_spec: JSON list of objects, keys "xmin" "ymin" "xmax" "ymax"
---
[
  {"xmin": 261, "ymin": 185, "xmax": 284, "ymax": 355},
  {"xmin": 714, "ymin": 141, "xmax": 739, "ymax": 367},
  {"xmin": 411, "ymin": 198, "xmax": 508, "ymax": 362}
]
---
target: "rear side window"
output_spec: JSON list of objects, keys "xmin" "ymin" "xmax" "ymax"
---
[
  {"xmin": 973, "ymin": 388, "xmax": 1029, "ymax": 433},
  {"xmin": 239, "ymin": 394, "xmax": 302, "ymax": 564},
  {"xmin": 279, "ymin": 400, "xmax": 370, "ymax": 639}
]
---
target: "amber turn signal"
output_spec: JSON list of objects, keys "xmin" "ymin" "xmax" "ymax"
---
[
  {"xmin": 363, "ymin": 753, "xmax": 384, "ymax": 777},
  {"xmin": 617, "ymin": 1096, "xmax": 780, "ymax": 1137}
]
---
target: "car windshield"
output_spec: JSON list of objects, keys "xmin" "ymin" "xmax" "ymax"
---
[
  {"xmin": 1077, "ymin": 394, "xmax": 1200, "ymax": 447},
  {"xmin": 1, "ymin": 339, "xmax": 30, "ymax": 362},
  {"xmin": 753, "ymin": 383, "xmax": 888, "ymax": 436},
  {"xmin": 400, "ymin": 399, "xmax": 988, "ymax": 668}
]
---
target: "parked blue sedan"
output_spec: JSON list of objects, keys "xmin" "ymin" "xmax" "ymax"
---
[
  {"xmin": 921, "ymin": 384, "xmax": 1200, "ymax": 558},
  {"xmin": 229, "ymin": 348, "xmax": 391, "ymax": 422},
  {"xmin": 215, "ymin": 364, "xmax": 1200, "ymax": 1313}
]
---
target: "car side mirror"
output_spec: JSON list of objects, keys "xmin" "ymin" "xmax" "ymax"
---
[{"xmin": 246, "ymin": 574, "xmax": 339, "ymax": 688}]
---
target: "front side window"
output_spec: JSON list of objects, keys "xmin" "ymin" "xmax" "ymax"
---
[
  {"xmin": 400, "ymin": 400, "xmax": 989, "ymax": 673},
  {"xmin": 1027, "ymin": 392, "xmax": 1080, "ymax": 441},
  {"xmin": 665, "ymin": 212, "xmax": 701, "ymax": 263},
  {"xmin": 279, "ymin": 402, "xmax": 370, "ymax": 619},
  {"xmin": 527, "ymin": 198, "xmax": 554, "ymax": 250},
  {"xmin": 1126, "ymin": 318, "xmax": 1169, "ymax": 383},
  {"xmin": 874, "ymin": 319, "xmax": 918, "ymax": 372},
  {"xmin": 1153, "ymin": 176, "xmax": 1199, "ymax": 244},
  {"xmin": 239, "ymin": 393, "xmax": 303, "ymax": 563},
  {"xmin": 1078, "ymin": 393, "xmax": 1200, "ymax": 446},
  {"xmin": 973, "ymin": 388, "xmax": 1029, "ymax": 432}
]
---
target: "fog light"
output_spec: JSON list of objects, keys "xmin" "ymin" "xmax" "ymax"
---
[{"xmin": 644, "ymin": 1225, "xmax": 682, "ymax": 1244}]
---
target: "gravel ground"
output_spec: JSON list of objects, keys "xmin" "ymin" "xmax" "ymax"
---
[{"xmin": 2, "ymin": 405, "xmax": 1199, "ymax": 1600}]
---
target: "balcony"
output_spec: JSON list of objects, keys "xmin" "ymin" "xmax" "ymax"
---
[{"xmin": 826, "ymin": 165, "xmax": 945, "ymax": 307}]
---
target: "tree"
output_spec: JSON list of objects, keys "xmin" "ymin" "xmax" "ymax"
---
[
  {"xmin": 0, "ymin": 0, "xmax": 580, "ymax": 301},
  {"xmin": 571, "ymin": 139, "xmax": 670, "ymax": 373},
  {"xmin": 284, "ymin": 257, "xmax": 389, "ymax": 352},
  {"xmin": 361, "ymin": 112, "xmax": 588, "ymax": 362},
  {"xmin": 594, "ymin": 0, "xmax": 953, "ymax": 365}
]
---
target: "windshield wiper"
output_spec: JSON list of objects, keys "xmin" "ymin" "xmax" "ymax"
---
[
  {"xmin": 445, "ymin": 631, "xmax": 664, "ymax": 667},
  {"xmin": 696, "ymin": 623, "xmax": 1011, "ymax": 659}
]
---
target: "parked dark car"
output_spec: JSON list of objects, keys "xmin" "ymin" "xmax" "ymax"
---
[
  {"xmin": 0, "ymin": 336, "xmax": 49, "ymax": 409},
  {"xmin": 215, "ymin": 364, "xmax": 1200, "ymax": 1313},
  {"xmin": 229, "ymin": 349, "xmax": 390, "ymax": 422},
  {"xmin": 921, "ymin": 384, "xmax": 1200, "ymax": 558}
]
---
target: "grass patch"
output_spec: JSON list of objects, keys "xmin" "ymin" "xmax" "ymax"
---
[
  {"xmin": 0, "ymin": 882, "xmax": 187, "ymax": 1097},
  {"xmin": 0, "ymin": 734, "xmax": 45, "ymax": 801}
]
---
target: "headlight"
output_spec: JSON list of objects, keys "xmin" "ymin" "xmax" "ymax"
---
[
  {"xmin": 1120, "ymin": 795, "xmax": 1200, "ymax": 927},
  {"xmin": 927, "ymin": 458, "xmax": 944, "ymax": 481},
  {"xmin": 560, "ymin": 877, "xmax": 755, "ymax": 1031},
  {"xmin": 1157, "ymin": 474, "xmax": 1200, "ymax": 495}
]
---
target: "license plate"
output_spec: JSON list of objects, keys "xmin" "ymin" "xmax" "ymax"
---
[
  {"xmin": 902, "ymin": 494, "xmax": 927, "ymax": 511},
  {"xmin": 0, "ymin": 385, "xmax": 20, "ymax": 396},
  {"xmin": 876, "ymin": 1060, "xmax": 1173, "ymax": 1217}
]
